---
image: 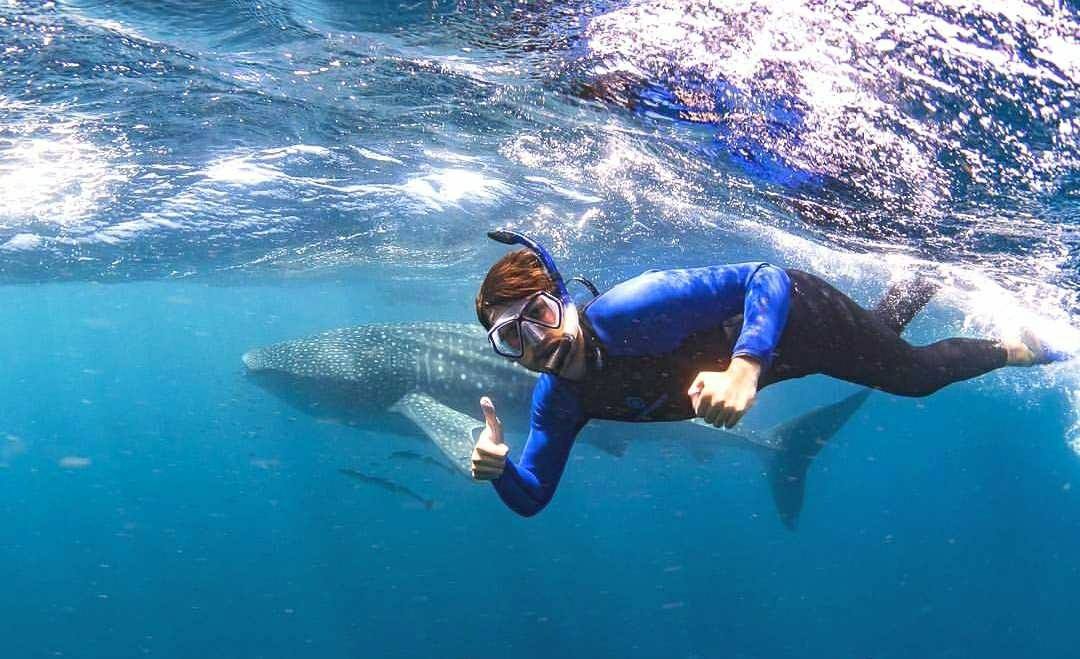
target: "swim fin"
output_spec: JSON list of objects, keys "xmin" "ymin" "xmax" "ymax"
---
[{"xmin": 1021, "ymin": 328, "xmax": 1072, "ymax": 365}]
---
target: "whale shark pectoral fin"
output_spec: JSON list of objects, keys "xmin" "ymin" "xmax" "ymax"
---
[{"xmin": 389, "ymin": 392, "xmax": 483, "ymax": 478}]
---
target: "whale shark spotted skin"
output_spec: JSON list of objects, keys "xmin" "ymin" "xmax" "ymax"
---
[
  {"xmin": 242, "ymin": 321, "xmax": 871, "ymax": 527},
  {"xmin": 242, "ymin": 322, "xmax": 536, "ymax": 415}
]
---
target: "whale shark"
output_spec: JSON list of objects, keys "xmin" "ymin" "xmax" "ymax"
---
[{"xmin": 241, "ymin": 321, "xmax": 871, "ymax": 528}]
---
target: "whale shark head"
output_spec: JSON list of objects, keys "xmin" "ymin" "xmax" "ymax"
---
[
  {"xmin": 242, "ymin": 325, "xmax": 418, "ymax": 416},
  {"xmin": 242, "ymin": 322, "xmax": 529, "ymax": 420}
]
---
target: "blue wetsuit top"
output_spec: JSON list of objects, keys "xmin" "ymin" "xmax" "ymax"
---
[{"xmin": 492, "ymin": 262, "xmax": 792, "ymax": 516}]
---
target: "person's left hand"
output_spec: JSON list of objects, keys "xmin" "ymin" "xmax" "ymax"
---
[
  {"xmin": 471, "ymin": 396, "xmax": 509, "ymax": 481},
  {"xmin": 687, "ymin": 357, "xmax": 762, "ymax": 428}
]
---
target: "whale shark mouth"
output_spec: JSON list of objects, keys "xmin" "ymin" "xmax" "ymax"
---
[{"xmin": 241, "ymin": 350, "xmax": 266, "ymax": 371}]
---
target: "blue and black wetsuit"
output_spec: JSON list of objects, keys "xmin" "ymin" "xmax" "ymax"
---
[{"xmin": 492, "ymin": 264, "xmax": 1006, "ymax": 516}]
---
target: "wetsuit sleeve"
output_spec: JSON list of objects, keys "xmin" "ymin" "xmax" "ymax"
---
[
  {"xmin": 492, "ymin": 375, "xmax": 587, "ymax": 517},
  {"xmin": 731, "ymin": 263, "xmax": 791, "ymax": 368},
  {"xmin": 587, "ymin": 262, "xmax": 791, "ymax": 368}
]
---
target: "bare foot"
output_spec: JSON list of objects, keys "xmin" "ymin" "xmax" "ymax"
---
[
  {"xmin": 1005, "ymin": 329, "xmax": 1071, "ymax": 366},
  {"xmin": 1002, "ymin": 339, "xmax": 1035, "ymax": 366}
]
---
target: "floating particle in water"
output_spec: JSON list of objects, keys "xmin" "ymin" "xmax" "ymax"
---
[
  {"xmin": 81, "ymin": 318, "xmax": 115, "ymax": 330},
  {"xmin": 1, "ymin": 434, "xmax": 27, "ymax": 466},
  {"xmin": 59, "ymin": 456, "xmax": 92, "ymax": 469},
  {"xmin": 250, "ymin": 456, "xmax": 281, "ymax": 470}
]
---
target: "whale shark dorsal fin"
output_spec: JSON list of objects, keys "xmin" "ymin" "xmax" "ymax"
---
[{"xmin": 389, "ymin": 392, "xmax": 482, "ymax": 479}]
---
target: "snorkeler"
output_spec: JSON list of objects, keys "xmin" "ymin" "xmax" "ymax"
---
[{"xmin": 470, "ymin": 230, "xmax": 1069, "ymax": 516}]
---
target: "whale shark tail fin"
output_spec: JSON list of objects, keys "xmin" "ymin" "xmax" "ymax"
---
[{"xmin": 763, "ymin": 388, "xmax": 873, "ymax": 529}]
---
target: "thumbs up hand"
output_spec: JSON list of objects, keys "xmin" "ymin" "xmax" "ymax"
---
[{"xmin": 471, "ymin": 396, "xmax": 509, "ymax": 481}]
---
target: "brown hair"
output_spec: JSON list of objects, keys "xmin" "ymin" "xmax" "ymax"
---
[{"xmin": 475, "ymin": 248, "xmax": 555, "ymax": 329}]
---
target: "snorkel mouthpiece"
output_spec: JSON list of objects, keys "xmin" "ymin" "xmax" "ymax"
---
[{"xmin": 537, "ymin": 334, "xmax": 574, "ymax": 375}]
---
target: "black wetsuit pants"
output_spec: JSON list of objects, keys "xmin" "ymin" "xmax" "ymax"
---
[{"xmin": 761, "ymin": 270, "xmax": 1008, "ymax": 397}]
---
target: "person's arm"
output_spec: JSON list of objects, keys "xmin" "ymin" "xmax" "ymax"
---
[
  {"xmin": 492, "ymin": 376, "xmax": 587, "ymax": 517},
  {"xmin": 729, "ymin": 263, "xmax": 791, "ymax": 369},
  {"xmin": 588, "ymin": 262, "xmax": 791, "ymax": 363},
  {"xmin": 686, "ymin": 263, "xmax": 791, "ymax": 427}
]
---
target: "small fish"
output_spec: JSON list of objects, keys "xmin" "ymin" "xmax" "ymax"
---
[
  {"xmin": 339, "ymin": 468, "xmax": 435, "ymax": 510},
  {"xmin": 388, "ymin": 450, "xmax": 459, "ymax": 477}
]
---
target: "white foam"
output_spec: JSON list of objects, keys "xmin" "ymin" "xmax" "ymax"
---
[
  {"xmin": 400, "ymin": 168, "xmax": 508, "ymax": 210},
  {"xmin": 1, "ymin": 233, "xmax": 43, "ymax": 251},
  {"xmin": 203, "ymin": 155, "xmax": 283, "ymax": 186},
  {"xmin": 524, "ymin": 176, "xmax": 603, "ymax": 203},
  {"xmin": 351, "ymin": 146, "xmax": 404, "ymax": 165},
  {"xmin": 0, "ymin": 132, "xmax": 131, "ymax": 226},
  {"xmin": 261, "ymin": 144, "xmax": 333, "ymax": 159},
  {"xmin": 584, "ymin": 0, "xmax": 1077, "ymax": 211}
]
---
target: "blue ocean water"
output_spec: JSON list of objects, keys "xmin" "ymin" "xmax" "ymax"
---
[{"xmin": 1, "ymin": 1, "xmax": 1079, "ymax": 658}]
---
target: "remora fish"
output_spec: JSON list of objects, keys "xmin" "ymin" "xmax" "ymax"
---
[
  {"xmin": 339, "ymin": 468, "xmax": 436, "ymax": 510},
  {"xmin": 390, "ymin": 450, "xmax": 460, "ymax": 477},
  {"xmin": 243, "ymin": 322, "xmax": 870, "ymax": 528}
]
